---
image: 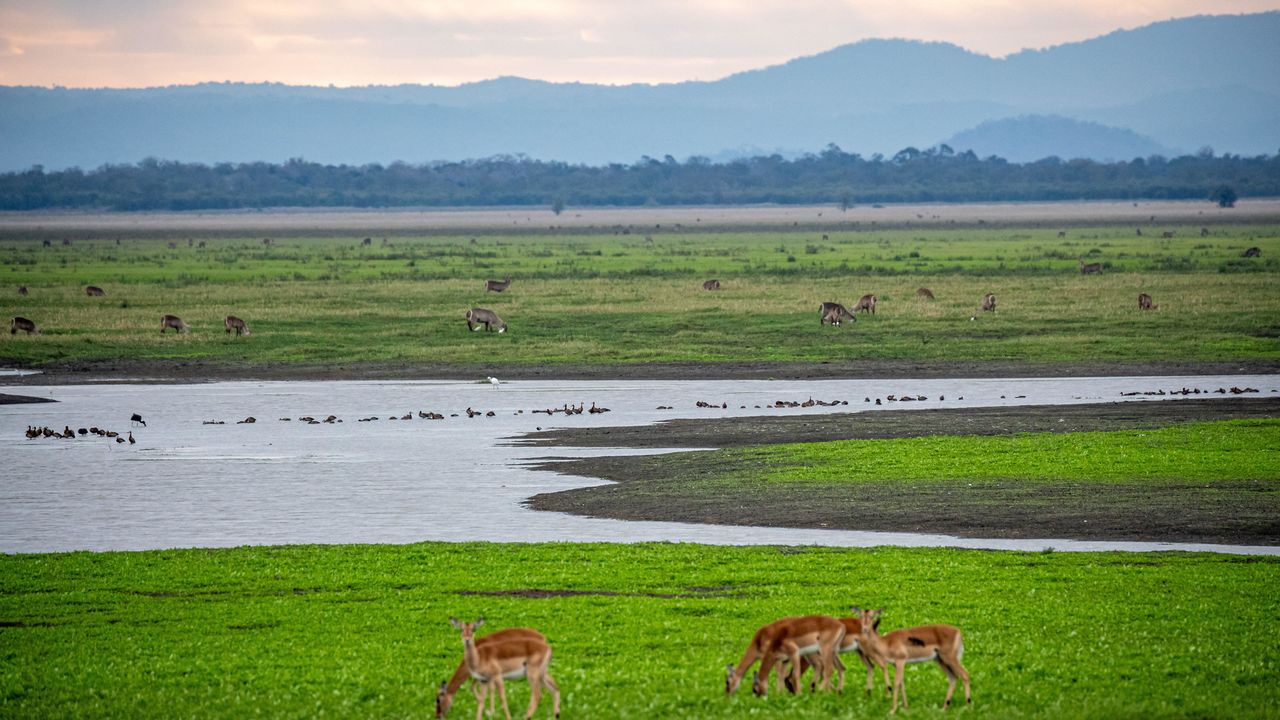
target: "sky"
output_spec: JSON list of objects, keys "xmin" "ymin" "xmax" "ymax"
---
[{"xmin": 1, "ymin": 1, "xmax": 1278, "ymax": 88}]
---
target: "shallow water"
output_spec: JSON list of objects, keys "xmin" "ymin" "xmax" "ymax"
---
[{"xmin": 3, "ymin": 374, "xmax": 1277, "ymax": 555}]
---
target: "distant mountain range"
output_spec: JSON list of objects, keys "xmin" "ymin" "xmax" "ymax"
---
[{"xmin": 1, "ymin": 12, "xmax": 1277, "ymax": 172}]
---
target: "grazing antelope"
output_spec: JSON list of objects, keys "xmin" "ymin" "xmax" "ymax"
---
[
  {"xmin": 1138, "ymin": 293, "xmax": 1156, "ymax": 310},
  {"xmin": 437, "ymin": 627, "xmax": 547, "ymax": 718},
  {"xmin": 820, "ymin": 302, "xmax": 855, "ymax": 326},
  {"xmin": 18, "ymin": 286, "xmax": 27, "ymax": 296},
  {"xmin": 224, "ymin": 315, "xmax": 251, "ymax": 336},
  {"xmin": 981, "ymin": 293, "xmax": 997, "ymax": 312},
  {"xmin": 915, "ymin": 287, "xmax": 935, "ymax": 300},
  {"xmin": 1242, "ymin": 246, "xmax": 1261, "ymax": 258},
  {"xmin": 791, "ymin": 613, "xmax": 890, "ymax": 696},
  {"xmin": 486, "ymin": 276, "xmax": 513, "ymax": 292},
  {"xmin": 1079, "ymin": 261, "xmax": 1103, "ymax": 275},
  {"xmin": 854, "ymin": 294, "xmax": 877, "ymax": 314},
  {"xmin": 1200, "ymin": 227, "xmax": 1210, "ymax": 237},
  {"xmin": 1162, "ymin": 231, "xmax": 1174, "ymax": 238},
  {"xmin": 1057, "ymin": 230, "xmax": 1066, "ymax": 238},
  {"xmin": 362, "ymin": 237, "xmax": 372, "ymax": 246},
  {"xmin": 466, "ymin": 308, "xmax": 507, "ymax": 333},
  {"xmin": 702, "ymin": 279, "xmax": 721, "ymax": 291},
  {"xmin": 160, "ymin": 314, "xmax": 190, "ymax": 333},
  {"xmin": 10, "ymin": 316, "xmax": 39, "ymax": 335},
  {"xmin": 449, "ymin": 618, "xmax": 560, "ymax": 720},
  {"xmin": 85, "ymin": 285, "xmax": 106, "ymax": 297},
  {"xmin": 725, "ymin": 615, "xmax": 845, "ymax": 698},
  {"xmin": 853, "ymin": 607, "xmax": 970, "ymax": 713}
]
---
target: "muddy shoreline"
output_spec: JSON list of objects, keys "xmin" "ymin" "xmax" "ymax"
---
[
  {"xmin": 4, "ymin": 358, "xmax": 1278, "ymax": 385},
  {"xmin": 525, "ymin": 398, "xmax": 1280, "ymax": 546}
]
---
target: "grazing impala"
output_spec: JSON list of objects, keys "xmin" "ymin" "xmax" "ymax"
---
[
  {"xmin": 224, "ymin": 315, "xmax": 251, "ymax": 336},
  {"xmin": 853, "ymin": 607, "xmax": 970, "ymax": 713},
  {"xmin": 725, "ymin": 615, "xmax": 845, "ymax": 698},
  {"xmin": 449, "ymin": 618, "xmax": 560, "ymax": 720},
  {"xmin": 1138, "ymin": 293, "xmax": 1156, "ymax": 310},
  {"xmin": 10, "ymin": 316, "xmax": 39, "ymax": 335},
  {"xmin": 466, "ymin": 308, "xmax": 507, "ymax": 333},
  {"xmin": 854, "ymin": 294, "xmax": 877, "ymax": 314},
  {"xmin": 791, "ymin": 613, "xmax": 890, "ymax": 696},
  {"xmin": 1079, "ymin": 261, "xmax": 1103, "ymax": 275},
  {"xmin": 702, "ymin": 279, "xmax": 721, "ymax": 291},
  {"xmin": 915, "ymin": 287, "xmax": 935, "ymax": 300},
  {"xmin": 437, "ymin": 627, "xmax": 547, "ymax": 718},
  {"xmin": 820, "ymin": 302, "xmax": 855, "ymax": 326},
  {"xmin": 160, "ymin": 314, "xmax": 190, "ymax": 333},
  {"xmin": 85, "ymin": 285, "xmax": 106, "ymax": 297},
  {"xmin": 486, "ymin": 276, "xmax": 513, "ymax": 292},
  {"xmin": 981, "ymin": 293, "xmax": 997, "ymax": 312}
]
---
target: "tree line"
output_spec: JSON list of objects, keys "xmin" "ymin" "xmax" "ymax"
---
[{"xmin": 2, "ymin": 145, "xmax": 1277, "ymax": 211}]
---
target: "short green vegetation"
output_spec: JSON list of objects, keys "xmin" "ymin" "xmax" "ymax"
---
[
  {"xmin": 2, "ymin": 225, "xmax": 1277, "ymax": 366},
  {"xmin": 1, "ymin": 543, "xmax": 1276, "ymax": 719}
]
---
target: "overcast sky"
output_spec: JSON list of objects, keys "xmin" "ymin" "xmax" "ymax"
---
[{"xmin": 2, "ymin": 1, "xmax": 1277, "ymax": 88}]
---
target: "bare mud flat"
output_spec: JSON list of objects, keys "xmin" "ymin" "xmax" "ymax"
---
[
  {"xmin": 2, "ymin": 198, "xmax": 1277, "ymax": 237},
  {"xmin": 526, "ymin": 397, "xmax": 1280, "ymax": 546}
]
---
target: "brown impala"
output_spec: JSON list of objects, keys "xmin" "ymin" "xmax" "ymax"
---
[
  {"xmin": 916, "ymin": 287, "xmax": 935, "ymax": 300},
  {"xmin": 85, "ymin": 285, "xmax": 106, "ymax": 297},
  {"xmin": 160, "ymin": 314, "xmax": 190, "ymax": 333},
  {"xmin": 853, "ymin": 606, "xmax": 971, "ymax": 713},
  {"xmin": 1079, "ymin": 261, "xmax": 1103, "ymax": 274},
  {"xmin": 725, "ymin": 615, "xmax": 845, "ymax": 697},
  {"xmin": 702, "ymin": 279, "xmax": 721, "ymax": 291},
  {"xmin": 449, "ymin": 618, "xmax": 560, "ymax": 720},
  {"xmin": 854, "ymin": 293, "xmax": 877, "ymax": 314},
  {"xmin": 1138, "ymin": 293, "xmax": 1157, "ymax": 310},
  {"xmin": 224, "ymin": 315, "xmax": 251, "ymax": 336},
  {"xmin": 437, "ymin": 627, "xmax": 548, "ymax": 718},
  {"xmin": 485, "ymin": 276, "xmax": 513, "ymax": 292},
  {"xmin": 981, "ymin": 293, "xmax": 997, "ymax": 312}
]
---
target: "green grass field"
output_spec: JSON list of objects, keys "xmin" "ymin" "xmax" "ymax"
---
[
  {"xmin": 1, "ymin": 543, "xmax": 1276, "ymax": 719},
  {"xmin": 2, "ymin": 225, "xmax": 1277, "ymax": 366}
]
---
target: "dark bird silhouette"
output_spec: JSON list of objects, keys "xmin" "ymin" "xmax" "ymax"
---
[{"xmin": 131, "ymin": 413, "xmax": 146, "ymax": 427}]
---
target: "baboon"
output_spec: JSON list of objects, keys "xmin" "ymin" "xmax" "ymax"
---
[
  {"xmin": 1138, "ymin": 293, "xmax": 1156, "ymax": 310},
  {"xmin": 465, "ymin": 308, "xmax": 507, "ymax": 333},
  {"xmin": 915, "ymin": 287, "xmax": 935, "ymax": 300},
  {"xmin": 702, "ymin": 279, "xmax": 721, "ymax": 291},
  {"xmin": 85, "ymin": 286, "xmax": 106, "ymax": 297},
  {"xmin": 160, "ymin": 314, "xmax": 190, "ymax": 333},
  {"xmin": 820, "ymin": 302, "xmax": 855, "ymax": 326},
  {"xmin": 224, "ymin": 316, "xmax": 251, "ymax": 336},
  {"xmin": 485, "ymin": 276, "xmax": 513, "ymax": 292},
  {"xmin": 981, "ymin": 293, "xmax": 997, "ymax": 312},
  {"xmin": 10, "ymin": 316, "xmax": 38, "ymax": 334},
  {"xmin": 18, "ymin": 286, "xmax": 28, "ymax": 296},
  {"xmin": 1242, "ymin": 246, "xmax": 1261, "ymax": 258},
  {"xmin": 854, "ymin": 294, "xmax": 877, "ymax": 314},
  {"xmin": 1079, "ymin": 261, "xmax": 1103, "ymax": 275}
]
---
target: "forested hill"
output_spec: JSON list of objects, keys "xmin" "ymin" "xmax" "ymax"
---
[{"xmin": 3, "ymin": 149, "xmax": 1277, "ymax": 211}]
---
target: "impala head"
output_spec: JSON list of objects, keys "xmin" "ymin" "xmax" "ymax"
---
[
  {"xmin": 725, "ymin": 664, "xmax": 740, "ymax": 695},
  {"xmin": 449, "ymin": 616, "xmax": 485, "ymax": 643},
  {"xmin": 435, "ymin": 680, "xmax": 451, "ymax": 718},
  {"xmin": 852, "ymin": 606, "xmax": 884, "ymax": 636},
  {"xmin": 751, "ymin": 670, "xmax": 768, "ymax": 696}
]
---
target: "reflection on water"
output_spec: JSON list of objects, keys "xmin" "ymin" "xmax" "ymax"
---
[{"xmin": 3, "ymin": 375, "xmax": 1277, "ymax": 555}]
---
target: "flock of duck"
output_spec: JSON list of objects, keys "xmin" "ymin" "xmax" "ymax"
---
[{"xmin": 24, "ymin": 425, "xmax": 136, "ymax": 444}]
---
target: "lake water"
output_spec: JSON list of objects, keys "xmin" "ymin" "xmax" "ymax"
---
[{"xmin": 3, "ymin": 374, "xmax": 1277, "ymax": 555}]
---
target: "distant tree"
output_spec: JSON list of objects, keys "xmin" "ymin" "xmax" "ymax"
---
[
  {"xmin": 1210, "ymin": 185, "xmax": 1238, "ymax": 208},
  {"xmin": 552, "ymin": 196, "xmax": 566, "ymax": 215}
]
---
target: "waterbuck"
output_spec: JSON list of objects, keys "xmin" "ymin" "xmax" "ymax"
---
[
  {"xmin": 915, "ymin": 287, "xmax": 935, "ymax": 300},
  {"xmin": 854, "ymin": 294, "xmax": 877, "ymax": 314},
  {"xmin": 1079, "ymin": 261, "xmax": 1103, "ymax": 275},
  {"xmin": 224, "ymin": 315, "xmax": 251, "ymax": 336},
  {"xmin": 485, "ymin": 276, "xmax": 513, "ymax": 292},
  {"xmin": 465, "ymin": 308, "xmax": 507, "ymax": 333},
  {"xmin": 10, "ymin": 316, "xmax": 38, "ymax": 334},
  {"xmin": 981, "ymin": 293, "xmax": 997, "ymax": 312},
  {"xmin": 1138, "ymin": 293, "xmax": 1156, "ymax": 310},
  {"xmin": 160, "ymin": 314, "xmax": 190, "ymax": 333},
  {"xmin": 1242, "ymin": 246, "xmax": 1261, "ymax": 258},
  {"xmin": 820, "ymin": 302, "xmax": 855, "ymax": 326},
  {"xmin": 85, "ymin": 285, "xmax": 106, "ymax": 297},
  {"xmin": 702, "ymin": 279, "xmax": 721, "ymax": 291}
]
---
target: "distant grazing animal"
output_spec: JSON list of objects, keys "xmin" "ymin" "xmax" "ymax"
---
[
  {"xmin": 435, "ymin": 627, "xmax": 548, "ymax": 719},
  {"xmin": 224, "ymin": 315, "xmax": 251, "ymax": 336},
  {"xmin": 854, "ymin": 294, "xmax": 877, "ymax": 314},
  {"xmin": 361, "ymin": 237, "xmax": 372, "ymax": 246},
  {"xmin": 131, "ymin": 413, "xmax": 146, "ymax": 427},
  {"xmin": 42, "ymin": 239, "xmax": 52, "ymax": 247},
  {"xmin": 1161, "ymin": 231, "xmax": 1174, "ymax": 239},
  {"xmin": 85, "ymin": 286, "xmax": 106, "ymax": 297},
  {"xmin": 1242, "ymin": 246, "xmax": 1261, "ymax": 258},
  {"xmin": 1135, "ymin": 228, "xmax": 1142, "ymax": 236},
  {"xmin": 702, "ymin": 279, "xmax": 721, "ymax": 291},
  {"xmin": 485, "ymin": 276, "xmax": 513, "ymax": 292},
  {"xmin": 18, "ymin": 286, "xmax": 28, "ymax": 296},
  {"xmin": 1079, "ymin": 261, "xmax": 1103, "ymax": 275},
  {"xmin": 465, "ymin": 308, "xmax": 507, "ymax": 333},
  {"xmin": 915, "ymin": 287, "xmax": 935, "ymax": 300},
  {"xmin": 160, "ymin": 314, "xmax": 190, "ymax": 333},
  {"xmin": 981, "ymin": 293, "xmax": 997, "ymax": 312},
  {"xmin": 820, "ymin": 302, "xmax": 855, "ymax": 326},
  {"xmin": 853, "ymin": 607, "xmax": 970, "ymax": 713},
  {"xmin": 1138, "ymin": 293, "xmax": 1156, "ymax": 311},
  {"xmin": 167, "ymin": 241, "xmax": 177, "ymax": 249},
  {"xmin": 1200, "ymin": 227, "xmax": 1210, "ymax": 237},
  {"xmin": 725, "ymin": 615, "xmax": 846, "ymax": 698},
  {"xmin": 262, "ymin": 237, "xmax": 272, "ymax": 245},
  {"xmin": 449, "ymin": 618, "xmax": 560, "ymax": 720},
  {"xmin": 10, "ymin": 316, "xmax": 39, "ymax": 334},
  {"xmin": 1057, "ymin": 230, "xmax": 1066, "ymax": 238}
]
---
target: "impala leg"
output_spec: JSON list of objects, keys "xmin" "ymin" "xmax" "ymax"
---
[
  {"xmin": 525, "ymin": 669, "xmax": 542, "ymax": 719},
  {"xmin": 892, "ymin": 659, "xmax": 907, "ymax": 713},
  {"xmin": 542, "ymin": 672, "xmax": 561, "ymax": 719},
  {"xmin": 938, "ymin": 657, "xmax": 957, "ymax": 709},
  {"xmin": 473, "ymin": 682, "xmax": 487, "ymax": 720},
  {"xmin": 493, "ymin": 676, "xmax": 511, "ymax": 720}
]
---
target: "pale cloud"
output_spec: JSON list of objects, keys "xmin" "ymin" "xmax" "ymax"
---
[{"xmin": 0, "ymin": 0, "xmax": 1277, "ymax": 87}]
